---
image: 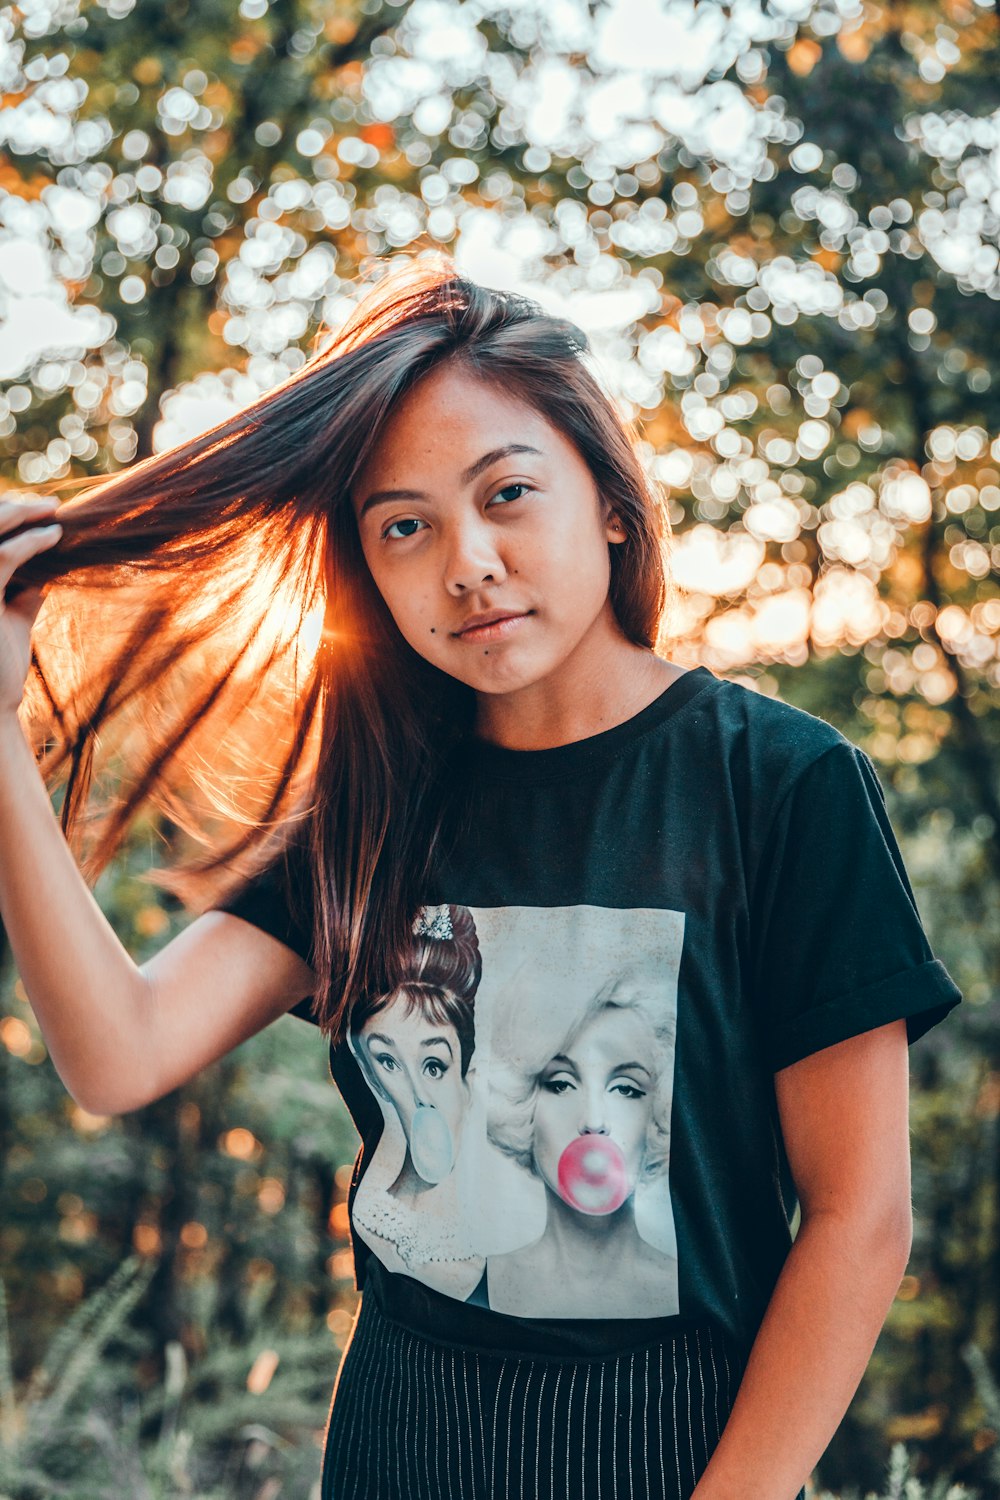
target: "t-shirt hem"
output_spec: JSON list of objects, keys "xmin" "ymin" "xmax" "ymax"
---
[
  {"xmin": 767, "ymin": 958, "xmax": 962, "ymax": 1072},
  {"xmin": 363, "ymin": 1255, "xmax": 736, "ymax": 1362}
]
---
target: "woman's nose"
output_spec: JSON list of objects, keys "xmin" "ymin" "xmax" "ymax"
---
[
  {"xmin": 398, "ymin": 1064, "xmax": 428, "ymax": 1110},
  {"xmin": 411, "ymin": 1078, "xmax": 433, "ymax": 1109},
  {"xmin": 443, "ymin": 518, "xmax": 507, "ymax": 594},
  {"xmin": 579, "ymin": 1089, "xmax": 610, "ymax": 1135}
]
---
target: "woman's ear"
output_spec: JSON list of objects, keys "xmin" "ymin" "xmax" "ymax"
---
[{"xmin": 605, "ymin": 511, "xmax": 627, "ymax": 543}]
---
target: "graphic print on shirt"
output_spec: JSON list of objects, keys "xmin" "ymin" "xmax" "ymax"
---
[{"xmin": 346, "ymin": 903, "xmax": 685, "ymax": 1319}]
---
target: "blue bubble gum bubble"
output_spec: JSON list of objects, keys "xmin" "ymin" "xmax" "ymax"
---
[{"xmin": 408, "ymin": 1103, "xmax": 455, "ymax": 1184}]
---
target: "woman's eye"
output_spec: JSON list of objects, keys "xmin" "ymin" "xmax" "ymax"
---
[
  {"xmin": 423, "ymin": 1058, "xmax": 448, "ymax": 1080},
  {"xmin": 491, "ymin": 483, "xmax": 531, "ymax": 506},
  {"xmin": 381, "ymin": 517, "xmax": 425, "ymax": 542},
  {"xmin": 380, "ymin": 486, "xmax": 531, "ymax": 542},
  {"xmin": 375, "ymin": 1053, "xmax": 399, "ymax": 1072},
  {"xmin": 611, "ymin": 1081, "xmax": 646, "ymax": 1100},
  {"xmin": 541, "ymin": 1076, "xmax": 575, "ymax": 1095}
]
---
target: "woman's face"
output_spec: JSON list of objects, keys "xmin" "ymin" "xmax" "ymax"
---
[
  {"xmin": 532, "ymin": 1006, "xmax": 656, "ymax": 1210},
  {"xmin": 358, "ymin": 998, "xmax": 471, "ymax": 1183},
  {"xmin": 351, "ymin": 361, "xmax": 625, "ymax": 706}
]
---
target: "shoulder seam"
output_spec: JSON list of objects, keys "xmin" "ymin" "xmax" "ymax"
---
[{"xmin": 759, "ymin": 737, "xmax": 858, "ymax": 859}]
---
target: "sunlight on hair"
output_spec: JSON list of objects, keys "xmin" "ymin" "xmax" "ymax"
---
[{"xmin": 24, "ymin": 515, "xmax": 328, "ymax": 867}]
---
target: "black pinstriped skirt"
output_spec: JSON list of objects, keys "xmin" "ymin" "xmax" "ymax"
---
[{"xmin": 320, "ymin": 1287, "xmax": 763, "ymax": 1500}]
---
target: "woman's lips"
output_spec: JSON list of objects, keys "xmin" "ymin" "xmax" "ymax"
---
[{"xmin": 454, "ymin": 612, "xmax": 532, "ymax": 643}]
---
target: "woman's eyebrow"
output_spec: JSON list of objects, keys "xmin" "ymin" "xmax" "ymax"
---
[
  {"xmin": 357, "ymin": 444, "xmax": 544, "ymax": 518},
  {"xmin": 610, "ymin": 1061, "xmax": 653, "ymax": 1080},
  {"xmin": 542, "ymin": 1053, "xmax": 579, "ymax": 1076},
  {"xmin": 420, "ymin": 1036, "xmax": 454, "ymax": 1057},
  {"xmin": 459, "ymin": 442, "xmax": 544, "ymax": 486},
  {"xmin": 366, "ymin": 1032, "xmax": 396, "ymax": 1048}
]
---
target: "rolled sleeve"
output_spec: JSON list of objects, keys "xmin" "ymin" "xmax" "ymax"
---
[{"xmin": 751, "ymin": 742, "xmax": 963, "ymax": 1072}]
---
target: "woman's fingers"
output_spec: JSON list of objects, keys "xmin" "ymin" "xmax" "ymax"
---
[
  {"xmin": 0, "ymin": 520, "xmax": 63, "ymax": 599},
  {"xmin": 6, "ymin": 585, "xmax": 46, "ymax": 633},
  {"xmin": 0, "ymin": 496, "xmax": 59, "ymax": 531}
]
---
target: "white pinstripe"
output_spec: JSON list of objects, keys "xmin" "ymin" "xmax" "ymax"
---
[
  {"xmin": 443, "ymin": 1348, "xmax": 453, "ymax": 1497},
  {"xmin": 403, "ymin": 1331, "xmax": 415, "ymax": 1495},
  {"xmin": 627, "ymin": 1352, "xmax": 636, "ymax": 1500},
  {"xmin": 534, "ymin": 1364, "xmax": 547, "ymax": 1500},
  {"xmin": 447, "ymin": 1347, "xmax": 465, "ymax": 1500},
  {"xmin": 431, "ymin": 1345, "xmax": 445, "ymax": 1500},
  {"xmin": 459, "ymin": 1352, "xmax": 476, "ymax": 1497},
  {"xmin": 642, "ymin": 1347, "xmax": 650, "ymax": 1500},
  {"xmin": 411, "ymin": 1331, "xmax": 424, "ymax": 1498},
  {"xmin": 695, "ymin": 1328, "xmax": 708, "ymax": 1465},
  {"xmin": 422, "ymin": 1336, "xmax": 434, "ymax": 1500},
  {"xmin": 706, "ymin": 1330, "xmax": 721, "ymax": 1446},
  {"xmin": 377, "ymin": 1314, "xmax": 395, "ymax": 1488},
  {"xmin": 490, "ymin": 1358, "xmax": 507, "ymax": 1499},
  {"xmin": 549, "ymin": 1364, "xmax": 563, "ymax": 1500},
  {"xmin": 581, "ymin": 1362, "xmax": 592, "ymax": 1500},
  {"xmin": 504, "ymin": 1361, "xmax": 522, "ymax": 1500},
  {"xmin": 684, "ymin": 1333, "xmax": 695, "ymax": 1485},
  {"xmin": 657, "ymin": 1344, "xmax": 665, "ymax": 1493},
  {"xmin": 671, "ymin": 1338, "xmax": 682, "ymax": 1497},
  {"xmin": 374, "ymin": 1318, "xmax": 391, "ymax": 1498},
  {"xmin": 596, "ymin": 1360, "xmax": 605, "ymax": 1496},
  {"xmin": 473, "ymin": 1352, "xmax": 489, "ymax": 1496},
  {"xmin": 388, "ymin": 1324, "xmax": 405, "ymax": 1497},
  {"xmin": 564, "ymin": 1363, "xmax": 578, "ymax": 1496},
  {"xmin": 612, "ymin": 1357, "xmax": 621, "ymax": 1500},
  {"xmin": 390, "ymin": 1332, "xmax": 404, "ymax": 1498}
]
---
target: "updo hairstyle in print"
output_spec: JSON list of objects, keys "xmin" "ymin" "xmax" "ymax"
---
[{"xmin": 352, "ymin": 903, "xmax": 482, "ymax": 1087}]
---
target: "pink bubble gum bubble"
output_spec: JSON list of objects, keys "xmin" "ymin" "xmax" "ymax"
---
[{"xmin": 557, "ymin": 1134, "xmax": 629, "ymax": 1215}]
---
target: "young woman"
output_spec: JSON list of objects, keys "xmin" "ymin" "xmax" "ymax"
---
[
  {"xmin": 479, "ymin": 965, "xmax": 679, "ymax": 1320},
  {"xmin": 347, "ymin": 901, "xmax": 485, "ymax": 1299},
  {"xmin": 0, "ymin": 255, "xmax": 963, "ymax": 1500}
]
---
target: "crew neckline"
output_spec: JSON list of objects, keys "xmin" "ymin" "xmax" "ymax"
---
[{"xmin": 461, "ymin": 665, "xmax": 719, "ymax": 785}]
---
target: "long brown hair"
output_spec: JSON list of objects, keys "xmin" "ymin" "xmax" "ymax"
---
[{"xmin": 13, "ymin": 252, "xmax": 673, "ymax": 1042}]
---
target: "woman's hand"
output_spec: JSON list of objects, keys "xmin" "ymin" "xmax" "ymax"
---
[{"xmin": 0, "ymin": 495, "xmax": 63, "ymax": 717}]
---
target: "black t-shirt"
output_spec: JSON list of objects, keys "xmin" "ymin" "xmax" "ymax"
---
[{"xmin": 214, "ymin": 665, "xmax": 962, "ymax": 1361}]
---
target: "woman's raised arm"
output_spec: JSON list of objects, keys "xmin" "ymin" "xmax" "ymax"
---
[{"xmin": 0, "ymin": 497, "xmax": 316, "ymax": 1117}]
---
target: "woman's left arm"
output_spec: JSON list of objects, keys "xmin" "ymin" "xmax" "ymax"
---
[{"xmin": 690, "ymin": 1018, "xmax": 913, "ymax": 1500}]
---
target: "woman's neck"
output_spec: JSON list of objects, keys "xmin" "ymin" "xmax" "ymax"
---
[
  {"xmin": 537, "ymin": 1188, "xmax": 645, "ymax": 1264},
  {"xmin": 472, "ymin": 634, "xmax": 684, "ymax": 752}
]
